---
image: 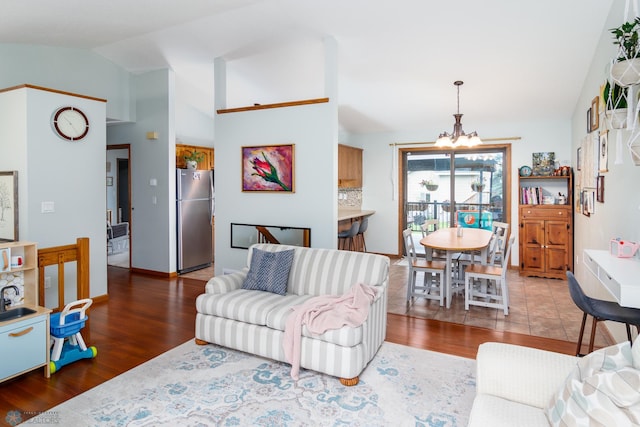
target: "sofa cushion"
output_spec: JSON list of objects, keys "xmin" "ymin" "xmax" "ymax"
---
[
  {"xmin": 196, "ymin": 289, "xmax": 297, "ymax": 325},
  {"xmin": 546, "ymin": 341, "xmax": 640, "ymax": 426},
  {"xmin": 469, "ymin": 395, "xmax": 550, "ymax": 427},
  {"xmin": 242, "ymin": 248, "xmax": 294, "ymax": 295}
]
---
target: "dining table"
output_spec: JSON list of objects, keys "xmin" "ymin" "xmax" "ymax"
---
[{"xmin": 420, "ymin": 227, "xmax": 493, "ymax": 308}]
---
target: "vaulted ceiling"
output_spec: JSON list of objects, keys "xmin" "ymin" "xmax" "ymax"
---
[{"xmin": 1, "ymin": 0, "xmax": 615, "ymax": 134}]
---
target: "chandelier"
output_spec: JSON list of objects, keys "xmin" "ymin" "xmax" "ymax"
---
[{"xmin": 435, "ymin": 80, "xmax": 482, "ymax": 148}]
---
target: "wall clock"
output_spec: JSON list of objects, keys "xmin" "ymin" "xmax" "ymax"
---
[
  {"xmin": 519, "ymin": 165, "xmax": 532, "ymax": 177},
  {"xmin": 52, "ymin": 106, "xmax": 89, "ymax": 141}
]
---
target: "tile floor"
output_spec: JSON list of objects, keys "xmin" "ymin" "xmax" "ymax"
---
[{"xmin": 387, "ymin": 258, "xmax": 615, "ymax": 348}]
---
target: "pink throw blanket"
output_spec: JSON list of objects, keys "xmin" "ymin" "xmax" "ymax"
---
[{"xmin": 283, "ymin": 283, "xmax": 378, "ymax": 380}]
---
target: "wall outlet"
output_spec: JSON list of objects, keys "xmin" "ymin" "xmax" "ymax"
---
[{"xmin": 44, "ymin": 276, "xmax": 51, "ymax": 288}]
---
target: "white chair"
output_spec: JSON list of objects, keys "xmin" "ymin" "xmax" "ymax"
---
[
  {"xmin": 403, "ymin": 228, "xmax": 447, "ymax": 306},
  {"xmin": 464, "ymin": 235, "xmax": 515, "ymax": 315},
  {"xmin": 457, "ymin": 221, "xmax": 509, "ymax": 278},
  {"xmin": 420, "ymin": 219, "xmax": 446, "ymax": 260}
]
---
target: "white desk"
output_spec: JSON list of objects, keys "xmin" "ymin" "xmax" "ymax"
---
[{"xmin": 583, "ymin": 249, "xmax": 640, "ymax": 308}]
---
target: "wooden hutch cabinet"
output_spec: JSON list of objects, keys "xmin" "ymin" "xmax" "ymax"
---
[{"xmin": 518, "ymin": 174, "xmax": 573, "ymax": 279}]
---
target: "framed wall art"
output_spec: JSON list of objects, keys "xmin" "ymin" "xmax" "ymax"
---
[
  {"xmin": 0, "ymin": 171, "xmax": 18, "ymax": 242},
  {"xmin": 532, "ymin": 152, "xmax": 555, "ymax": 176},
  {"xmin": 597, "ymin": 175, "xmax": 605, "ymax": 203},
  {"xmin": 599, "ymin": 131, "xmax": 608, "ymax": 173},
  {"xmin": 242, "ymin": 144, "xmax": 295, "ymax": 192},
  {"xmin": 590, "ymin": 96, "xmax": 599, "ymax": 131}
]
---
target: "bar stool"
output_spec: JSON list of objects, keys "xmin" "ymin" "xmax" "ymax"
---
[
  {"xmin": 338, "ymin": 220, "xmax": 360, "ymax": 251},
  {"xmin": 567, "ymin": 271, "xmax": 640, "ymax": 356},
  {"xmin": 355, "ymin": 217, "xmax": 368, "ymax": 252}
]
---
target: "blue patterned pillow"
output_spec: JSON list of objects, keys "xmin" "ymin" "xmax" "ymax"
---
[{"xmin": 241, "ymin": 248, "xmax": 294, "ymax": 295}]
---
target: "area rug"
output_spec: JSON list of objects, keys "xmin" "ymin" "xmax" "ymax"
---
[{"xmin": 26, "ymin": 340, "xmax": 476, "ymax": 426}]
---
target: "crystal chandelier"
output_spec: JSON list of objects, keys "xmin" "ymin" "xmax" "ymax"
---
[{"xmin": 435, "ymin": 80, "xmax": 482, "ymax": 148}]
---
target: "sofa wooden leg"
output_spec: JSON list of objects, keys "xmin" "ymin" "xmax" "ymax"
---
[
  {"xmin": 339, "ymin": 376, "xmax": 359, "ymax": 386},
  {"xmin": 194, "ymin": 338, "xmax": 209, "ymax": 345}
]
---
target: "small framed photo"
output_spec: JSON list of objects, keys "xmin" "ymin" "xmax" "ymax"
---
[
  {"xmin": 106, "ymin": 176, "xmax": 113, "ymax": 186},
  {"xmin": 591, "ymin": 96, "xmax": 599, "ymax": 131},
  {"xmin": 532, "ymin": 152, "xmax": 555, "ymax": 176},
  {"xmin": 587, "ymin": 107, "xmax": 592, "ymax": 134},
  {"xmin": 597, "ymin": 175, "xmax": 605, "ymax": 203},
  {"xmin": 577, "ymin": 147, "xmax": 582, "ymax": 171},
  {"xmin": 599, "ymin": 131, "xmax": 608, "ymax": 172},
  {"xmin": 241, "ymin": 144, "xmax": 295, "ymax": 192},
  {"xmin": 0, "ymin": 171, "xmax": 19, "ymax": 242}
]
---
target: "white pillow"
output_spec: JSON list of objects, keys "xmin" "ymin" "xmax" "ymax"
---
[{"xmin": 546, "ymin": 341, "xmax": 640, "ymax": 426}]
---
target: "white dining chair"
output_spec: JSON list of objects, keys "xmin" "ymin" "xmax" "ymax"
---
[
  {"xmin": 420, "ymin": 219, "xmax": 447, "ymax": 261},
  {"xmin": 464, "ymin": 235, "xmax": 515, "ymax": 315},
  {"xmin": 457, "ymin": 221, "xmax": 509, "ymax": 279},
  {"xmin": 403, "ymin": 228, "xmax": 447, "ymax": 306}
]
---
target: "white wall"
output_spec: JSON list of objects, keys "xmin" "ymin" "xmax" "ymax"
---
[
  {"xmin": 0, "ymin": 86, "xmax": 107, "ymax": 306},
  {"xmin": 570, "ymin": 0, "xmax": 640, "ymax": 341},
  {"xmin": 108, "ymin": 70, "xmax": 177, "ymax": 273},
  {"xmin": 347, "ymin": 118, "xmax": 571, "ymax": 266},
  {"xmin": 0, "ymin": 44, "xmax": 133, "ymax": 122},
  {"xmin": 214, "ymin": 101, "xmax": 338, "ymax": 274}
]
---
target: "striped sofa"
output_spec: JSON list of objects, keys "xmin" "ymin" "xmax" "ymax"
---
[{"xmin": 195, "ymin": 243, "xmax": 390, "ymax": 385}]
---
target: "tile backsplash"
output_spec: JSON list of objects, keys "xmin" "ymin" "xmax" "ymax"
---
[{"xmin": 338, "ymin": 188, "xmax": 362, "ymax": 208}]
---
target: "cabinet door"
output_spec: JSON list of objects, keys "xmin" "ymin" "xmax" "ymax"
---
[
  {"xmin": 338, "ymin": 145, "xmax": 363, "ymax": 188},
  {"xmin": 545, "ymin": 220, "xmax": 569, "ymax": 274},
  {"xmin": 520, "ymin": 219, "xmax": 545, "ymax": 272}
]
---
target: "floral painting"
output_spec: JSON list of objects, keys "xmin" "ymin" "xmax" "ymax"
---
[{"xmin": 242, "ymin": 144, "xmax": 295, "ymax": 192}]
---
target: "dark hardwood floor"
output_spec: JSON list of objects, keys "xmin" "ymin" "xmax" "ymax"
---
[{"xmin": 0, "ymin": 266, "xmax": 576, "ymax": 425}]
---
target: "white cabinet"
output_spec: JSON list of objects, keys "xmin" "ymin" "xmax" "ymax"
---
[
  {"xmin": 0, "ymin": 241, "xmax": 51, "ymax": 381},
  {"xmin": 584, "ymin": 249, "xmax": 640, "ymax": 309},
  {"xmin": 0, "ymin": 313, "xmax": 50, "ymax": 381}
]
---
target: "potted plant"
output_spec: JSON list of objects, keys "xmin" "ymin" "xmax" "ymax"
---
[
  {"xmin": 420, "ymin": 178, "xmax": 439, "ymax": 191},
  {"xmin": 603, "ymin": 80, "xmax": 629, "ymax": 129},
  {"xmin": 184, "ymin": 150, "xmax": 205, "ymax": 170},
  {"xmin": 470, "ymin": 178, "xmax": 485, "ymax": 192},
  {"xmin": 610, "ymin": 17, "xmax": 640, "ymax": 86}
]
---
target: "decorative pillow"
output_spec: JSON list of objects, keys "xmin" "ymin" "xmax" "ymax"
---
[
  {"xmin": 241, "ymin": 248, "xmax": 294, "ymax": 295},
  {"xmin": 546, "ymin": 341, "xmax": 640, "ymax": 426}
]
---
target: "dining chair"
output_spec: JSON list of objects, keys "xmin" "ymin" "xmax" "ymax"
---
[
  {"xmin": 566, "ymin": 271, "xmax": 640, "ymax": 356},
  {"xmin": 420, "ymin": 219, "xmax": 446, "ymax": 260},
  {"xmin": 355, "ymin": 216, "xmax": 368, "ymax": 252},
  {"xmin": 402, "ymin": 228, "xmax": 447, "ymax": 306},
  {"xmin": 464, "ymin": 235, "xmax": 515, "ymax": 315},
  {"xmin": 457, "ymin": 221, "xmax": 509, "ymax": 281}
]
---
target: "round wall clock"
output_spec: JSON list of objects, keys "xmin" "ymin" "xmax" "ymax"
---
[
  {"xmin": 52, "ymin": 106, "xmax": 89, "ymax": 141},
  {"xmin": 519, "ymin": 165, "xmax": 532, "ymax": 177}
]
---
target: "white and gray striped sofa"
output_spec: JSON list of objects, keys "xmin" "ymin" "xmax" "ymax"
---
[{"xmin": 195, "ymin": 243, "xmax": 390, "ymax": 385}]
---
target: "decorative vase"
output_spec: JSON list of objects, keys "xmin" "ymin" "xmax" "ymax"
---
[
  {"xmin": 611, "ymin": 59, "xmax": 640, "ymax": 87},
  {"xmin": 186, "ymin": 160, "xmax": 198, "ymax": 170},
  {"xmin": 605, "ymin": 108, "xmax": 628, "ymax": 129}
]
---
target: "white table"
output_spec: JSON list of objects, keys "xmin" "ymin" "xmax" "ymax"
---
[
  {"xmin": 583, "ymin": 249, "xmax": 640, "ymax": 309},
  {"xmin": 420, "ymin": 228, "xmax": 493, "ymax": 308}
]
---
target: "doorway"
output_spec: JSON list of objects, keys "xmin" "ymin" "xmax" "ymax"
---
[
  {"xmin": 107, "ymin": 144, "xmax": 131, "ymax": 269},
  {"xmin": 400, "ymin": 144, "xmax": 511, "ymax": 253}
]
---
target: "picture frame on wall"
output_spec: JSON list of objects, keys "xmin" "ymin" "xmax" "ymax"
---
[
  {"xmin": 597, "ymin": 175, "xmax": 604, "ymax": 203},
  {"xmin": 586, "ymin": 107, "xmax": 592, "ymax": 134},
  {"xmin": 591, "ymin": 96, "xmax": 599, "ymax": 131},
  {"xmin": 241, "ymin": 144, "xmax": 295, "ymax": 192},
  {"xmin": 599, "ymin": 131, "xmax": 608, "ymax": 173},
  {"xmin": 0, "ymin": 171, "xmax": 19, "ymax": 242},
  {"xmin": 577, "ymin": 147, "xmax": 582, "ymax": 171}
]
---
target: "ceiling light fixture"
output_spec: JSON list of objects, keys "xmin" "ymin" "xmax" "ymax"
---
[{"xmin": 435, "ymin": 80, "xmax": 482, "ymax": 148}]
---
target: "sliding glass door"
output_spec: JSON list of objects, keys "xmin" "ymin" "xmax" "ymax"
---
[{"xmin": 403, "ymin": 146, "xmax": 509, "ymax": 237}]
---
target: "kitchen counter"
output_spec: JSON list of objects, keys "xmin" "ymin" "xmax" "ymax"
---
[{"xmin": 338, "ymin": 209, "xmax": 375, "ymax": 221}]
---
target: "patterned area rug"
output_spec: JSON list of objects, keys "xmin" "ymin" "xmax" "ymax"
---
[{"xmin": 27, "ymin": 341, "xmax": 476, "ymax": 426}]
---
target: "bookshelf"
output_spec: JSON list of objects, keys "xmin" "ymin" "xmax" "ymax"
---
[{"xmin": 518, "ymin": 174, "xmax": 574, "ymax": 279}]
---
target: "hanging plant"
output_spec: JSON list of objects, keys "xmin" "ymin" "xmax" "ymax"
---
[
  {"xmin": 610, "ymin": 18, "xmax": 640, "ymax": 86},
  {"xmin": 603, "ymin": 80, "xmax": 629, "ymax": 129},
  {"xmin": 420, "ymin": 179, "xmax": 439, "ymax": 191},
  {"xmin": 470, "ymin": 178, "xmax": 486, "ymax": 192}
]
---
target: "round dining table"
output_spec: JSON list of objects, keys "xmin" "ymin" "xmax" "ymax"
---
[{"xmin": 420, "ymin": 227, "xmax": 493, "ymax": 308}]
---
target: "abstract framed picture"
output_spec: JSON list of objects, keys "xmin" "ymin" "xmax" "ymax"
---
[
  {"xmin": 0, "ymin": 171, "xmax": 18, "ymax": 242},
  {"xmin": 242, "ymin": 144, "xmax": 295, "ymax": 192}
]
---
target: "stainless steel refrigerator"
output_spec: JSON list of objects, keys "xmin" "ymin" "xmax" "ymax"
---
[{"xmin": 177, "ymin": 169, "xmax": 214, "ymax": 273}]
